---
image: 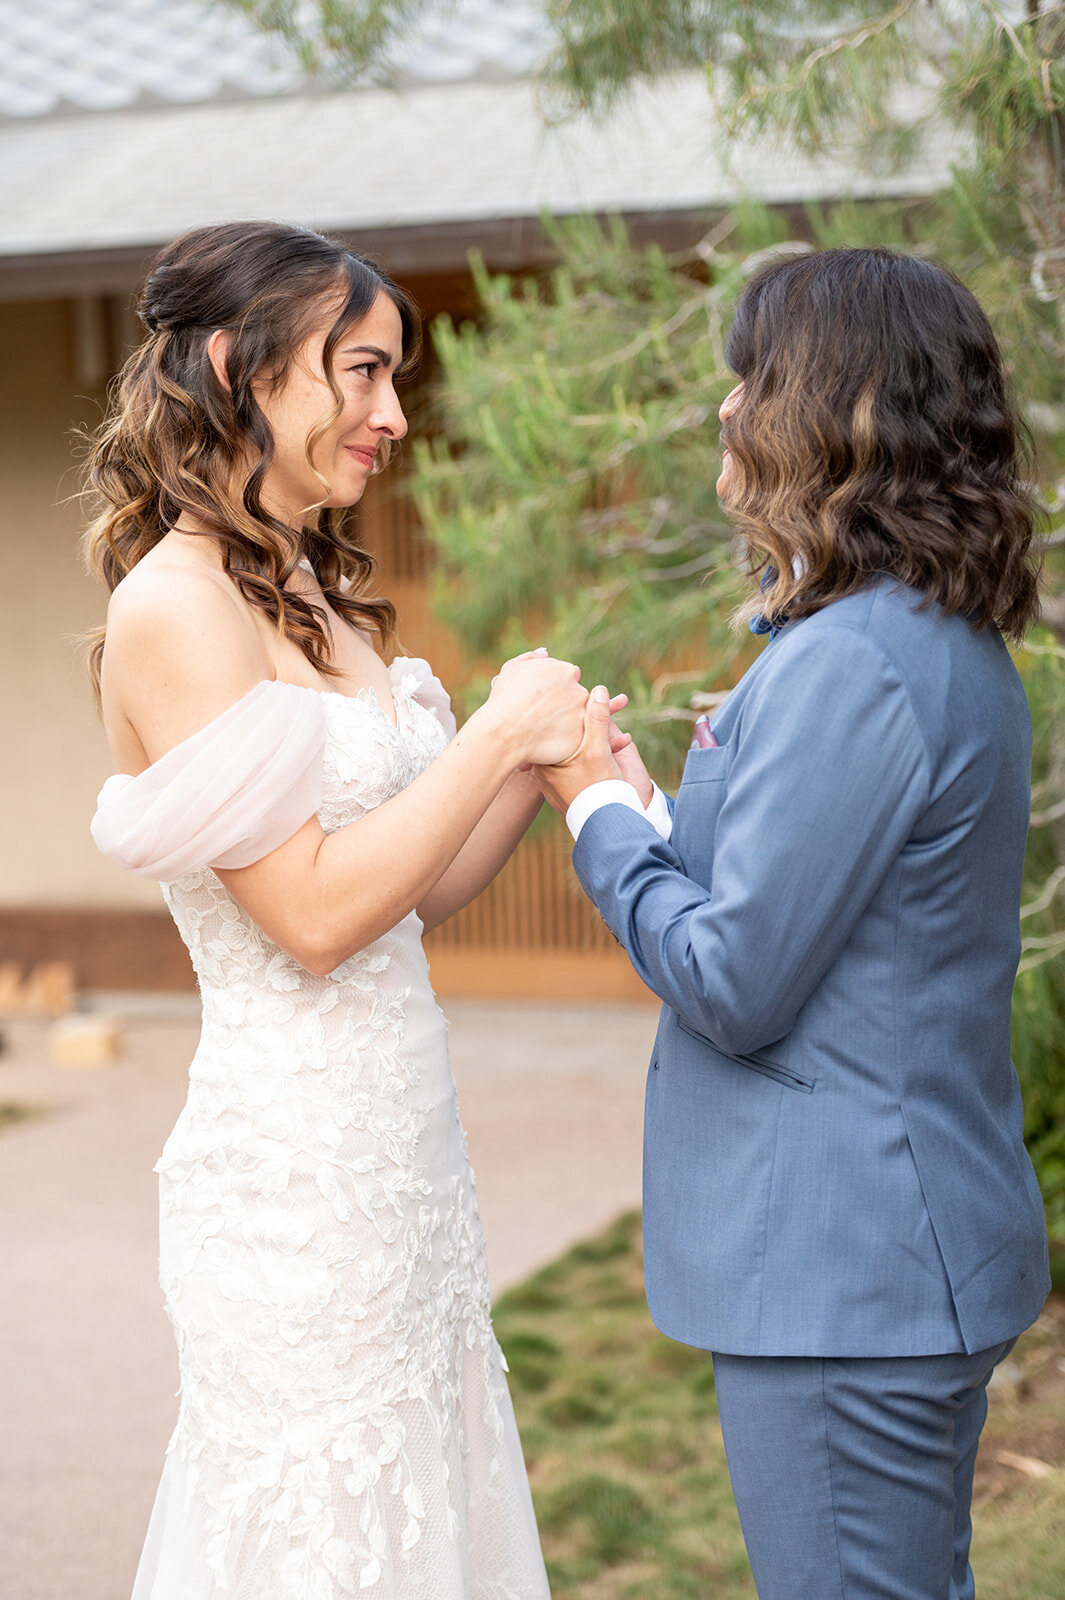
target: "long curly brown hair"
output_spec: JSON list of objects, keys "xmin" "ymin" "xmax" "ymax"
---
[
  {"xmin": 722, "ymin": 247, "xmax": 1042, "ymax": 642},
  {"xmin": 82, "ymin": 220, "xmax": 421, "ymax": 690}
]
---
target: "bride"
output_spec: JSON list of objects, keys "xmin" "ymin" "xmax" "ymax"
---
[{"xmin": 85, "ymin": 219, "xmax": 601, "ymax": 1600}]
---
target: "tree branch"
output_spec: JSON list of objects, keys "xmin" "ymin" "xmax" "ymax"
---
[
  {"xmin": 799, "ymin": 0, "xmax": 921, "ymax": 81},
  {"xmin": 1030, "ymin": 794, "xmax": 1065, "ymax": 828}
]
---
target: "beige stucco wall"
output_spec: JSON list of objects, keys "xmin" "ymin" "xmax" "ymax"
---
[{"xmin": 0, "ymin": 297, "xmax": 162, "ymax": 909}]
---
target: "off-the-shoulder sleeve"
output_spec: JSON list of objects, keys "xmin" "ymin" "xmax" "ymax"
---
[
  {"xmin": 389, "ymin": 656, "xmax": 457, "ymax": 739},
  {"xmin": 91, "ymin": 681, "xmax": 327, "ymax": 880}
]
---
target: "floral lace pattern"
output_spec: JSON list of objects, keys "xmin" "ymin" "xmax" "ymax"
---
[{"xmin": 134, "ymin": 666, "xmax": 549, "ymax": 1600}]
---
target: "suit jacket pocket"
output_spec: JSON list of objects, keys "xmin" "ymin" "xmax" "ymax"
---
[
  {"xmin": 675, "ymin": 1016, "xmax": 816, "ymax": 1093},
  {"xmin": 673, "ymin": 746, "xmax": 733, "ymax": 886},
  {"xmin": 681, "ymin": 744, "xmax": 732, "ymax": 784}
]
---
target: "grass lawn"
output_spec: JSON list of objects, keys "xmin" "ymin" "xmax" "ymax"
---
[{"xmin": 493, "ymin": 1211, "xmax": 1065, "ymax": 1599}]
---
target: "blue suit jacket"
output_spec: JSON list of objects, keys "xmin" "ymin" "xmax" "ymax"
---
[{"xmin": 573, "ymin": 579, "xmax": 1050, "ymax": 1356}]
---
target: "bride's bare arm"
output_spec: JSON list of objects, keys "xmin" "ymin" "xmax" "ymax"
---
[
  {"xmin": 221, "ymin": 723, "xmax": 541, "ymax": 973},
  {"xmin": 102, "ymin": 570, "xmax": 587, "ymax": 974},
  {"xmin": 415, "ymin": 770, "xmax": 543, "ymax": 934}
]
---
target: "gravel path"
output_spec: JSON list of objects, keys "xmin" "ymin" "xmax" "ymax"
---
[{"xmin": 0, "ymin": 998, "xmax": 655, "ymax": 1600}]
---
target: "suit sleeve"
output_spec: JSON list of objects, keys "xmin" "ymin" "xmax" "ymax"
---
[{"xmin": 572, "ymin": 625, "xmax": 931, "ymax": 1056}]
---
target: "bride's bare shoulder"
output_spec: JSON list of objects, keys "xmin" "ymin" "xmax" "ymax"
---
[
  {"xmin": 109, "ymin": 544, "xmax": 240, "ymax": 623},
  {"xmin": 102, "ymin": 546, "xmax": 272, "ymax": 759},
  {"xmin": 107, "ymin": 547, "xmax": 261, "ymax": 663}
]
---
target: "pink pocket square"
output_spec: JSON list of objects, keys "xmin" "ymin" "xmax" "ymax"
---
[{"xmin": 691, "ymin": 715, "xmax": 719, "ymax": 749}]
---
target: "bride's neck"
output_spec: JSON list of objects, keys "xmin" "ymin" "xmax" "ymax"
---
[{"xmin": 166, "ymin": 519, "xmax": 312, "ymax": 572}]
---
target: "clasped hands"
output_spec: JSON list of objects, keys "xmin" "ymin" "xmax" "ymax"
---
[{"xmin": 487, "ymin": 648, "xmax": 652, "ymax": 817}]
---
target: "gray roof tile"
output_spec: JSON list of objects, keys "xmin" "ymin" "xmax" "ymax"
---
[
  {"xmin": 0, "ymin": 0, "xmax": 304, "ymax": 116},
  {"xmin": 0, "ymin": 0, "xmax": 551, "ymax": 120}
]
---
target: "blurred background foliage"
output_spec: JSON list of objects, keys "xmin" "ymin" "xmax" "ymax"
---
[{"xmin": 234, "ymin": 0, "xmax": 1065, "ymax": 1243}]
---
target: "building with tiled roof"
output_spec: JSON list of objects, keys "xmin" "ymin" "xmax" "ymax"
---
[
  {"xmin": 0, "ymin": 0, "xmax": 961, "ymax": 997},
  {"xmin": 0, "ymin": 0, "xmax": 963, "ymax": 294}
]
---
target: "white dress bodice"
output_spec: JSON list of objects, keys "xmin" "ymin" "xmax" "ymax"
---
[{"xmin": 160, "ymin": 676, "xmax": 452, "ymax": 1129}]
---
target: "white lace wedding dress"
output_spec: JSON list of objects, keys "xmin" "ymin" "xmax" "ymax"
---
[{"xmin": 91, "ymin": 660, "xmax": 550, "ymax": 1600}]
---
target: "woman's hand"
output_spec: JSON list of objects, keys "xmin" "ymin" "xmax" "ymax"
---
[
  {"xmin": 535, "ymin": 685, "xmax": 623, "ymax": 814},
  {"xmin": 608, "ymin": 716, "xmax": 654, "ymax": 808},
  {"xmin": 481, "ymin": 649, "xmax": 589, "ymax": 767}
]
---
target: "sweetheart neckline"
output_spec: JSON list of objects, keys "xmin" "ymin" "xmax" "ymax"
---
[{"xmin": 312, "ymin": 683, "xmax": 400, "ymax": 733}]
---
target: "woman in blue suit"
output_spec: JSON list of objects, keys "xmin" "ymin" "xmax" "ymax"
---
[{"xmin": 538, "ymin": 248, "xmax": 1050, "ymax": 1600}]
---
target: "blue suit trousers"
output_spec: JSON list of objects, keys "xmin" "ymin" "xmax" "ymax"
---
[{"xmin": 711, "ymin": 1343, "xmax": 1013, "ymax": 1600}]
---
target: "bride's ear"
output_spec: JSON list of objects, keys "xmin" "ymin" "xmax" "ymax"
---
[{"xmin": 206, "ymin": 328, "xmax": 233, "ymax": 393}]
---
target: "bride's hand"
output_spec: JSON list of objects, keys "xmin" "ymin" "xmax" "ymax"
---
[{"xmin": 482, "ymin": 649, "xmax": 589, "ymax": 767}]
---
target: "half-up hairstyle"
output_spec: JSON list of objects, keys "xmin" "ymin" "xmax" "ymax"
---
[
  {"xmin": 722, "ymin": 247, "xmax": 1042, "ymax": 642},
  {"xmin": 83, "ymin": 220, "xmax": 422, "ymax": 690}
]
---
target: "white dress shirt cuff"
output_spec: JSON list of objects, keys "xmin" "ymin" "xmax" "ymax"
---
[
  {"xmin": 643, "ymin": 782, "xmax": 673, "ymax": 841},
  {"xmin": 566, "ymin": 780, "xmax": 672, "ymax": 844}
]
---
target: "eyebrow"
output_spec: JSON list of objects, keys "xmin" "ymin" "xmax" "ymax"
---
[{"xmin": 339, "ymin": 344, "xmax": 394, "ymax": 367}]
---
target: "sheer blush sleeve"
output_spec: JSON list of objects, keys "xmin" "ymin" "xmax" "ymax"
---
[
  {"xmin": 390, "ymin": 656, "xmax": 457, "ymax": 740},
  {"xmin": 91, "ymin": 681, "xmax": 328, "ymax": 880}
]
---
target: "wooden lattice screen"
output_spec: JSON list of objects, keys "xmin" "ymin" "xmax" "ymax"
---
[{"xmin": 425, "ymin": 832, "xmax": 617, "ymax": 955}]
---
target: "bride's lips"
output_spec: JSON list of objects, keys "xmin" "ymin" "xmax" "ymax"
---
[{"xmin": 345, "ymin": 445, "xmax": 377, "ymax": 469}]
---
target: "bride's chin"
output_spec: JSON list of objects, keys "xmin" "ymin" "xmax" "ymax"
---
[{"xmin": 334, "ymin": 474, "xmax": 369, "ymax": 508}]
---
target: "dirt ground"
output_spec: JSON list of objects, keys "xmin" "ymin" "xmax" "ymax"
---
[{"xmin": 0, "ymin": 998, "xmax": 654, "ymax": 1600}]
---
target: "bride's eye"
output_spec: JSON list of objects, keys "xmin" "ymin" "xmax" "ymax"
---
[{"xmin": 348, "ymin": 361, "xmax": 377, "ymax": 380}]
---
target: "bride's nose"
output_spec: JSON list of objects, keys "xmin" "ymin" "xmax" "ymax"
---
[{"xmin": 372, "ymin": 386, "xmax": 408, "ymax": 440}]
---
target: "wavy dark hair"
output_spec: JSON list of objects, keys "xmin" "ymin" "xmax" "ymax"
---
[
  {"xmin": 722, "ymin": 247, "xmax": 1042, "ymax": 641},
  {"xmin": 83, "ymin": 220, "xmax": 422, "ymax": 690}
]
